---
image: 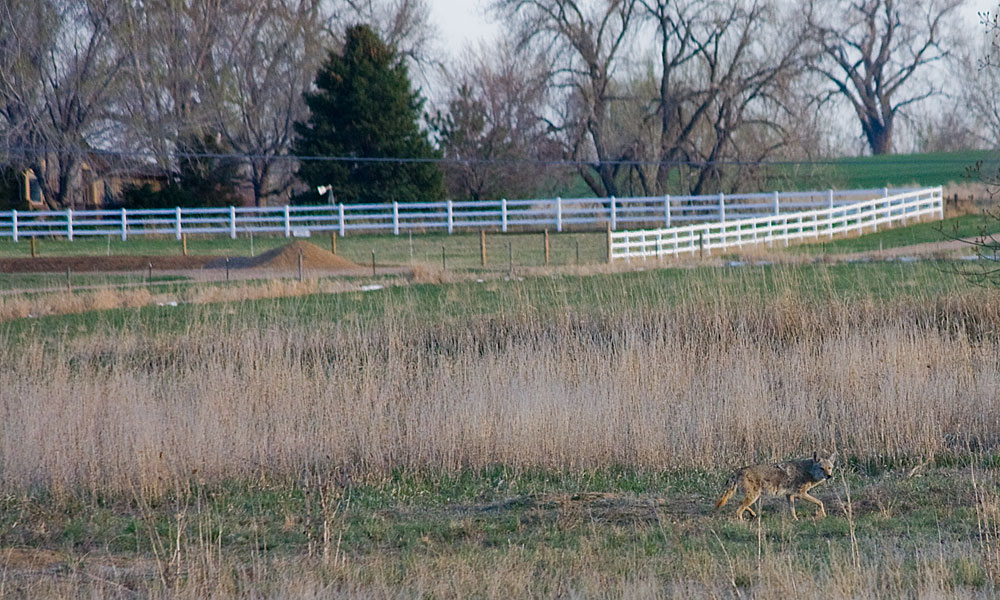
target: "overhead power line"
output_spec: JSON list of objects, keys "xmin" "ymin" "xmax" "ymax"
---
[{"xmin": 1, "ymin": 144, "xmax": 995, "ymax": 169}]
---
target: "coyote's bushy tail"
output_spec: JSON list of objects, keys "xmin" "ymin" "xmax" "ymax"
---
[{"xmin": 715, "ymin": 473, "xmax": 741, "ymax": 509}]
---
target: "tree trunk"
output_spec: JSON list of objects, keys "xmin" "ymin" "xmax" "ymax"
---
[{"xmin": 865, "ymin": 118, "xmax": 893, "ymax": 155}]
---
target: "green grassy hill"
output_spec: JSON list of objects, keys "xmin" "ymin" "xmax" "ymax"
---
[
  {"xmin": 828, "ymin": 150, "xmax": 997, "ymax": 189},
  {"xmin": 545, "ymin": 150, "xmax": 998, "ymax": 199}
]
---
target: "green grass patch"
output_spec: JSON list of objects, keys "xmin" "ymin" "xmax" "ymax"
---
[
  {"xmin": 0, "ymin": 272, "xmax": 187, "ymax": 291},
  {"xmin": 0, "ymin": 261, "xmax": 969, "ymax": 340},
  {"xmin": 828, "ymin": 150, "xmax": 996, "ymax": 189},
  {"xmin": 558, "ymin": 149, "xmax": 995, "ymax": 195},
  {"xmin": 0, "ymin": 230, "xmax": 610, "ymax": 271},
  {"xmin": 0, "ymin": 465, "xmax": 989, "ymax": 591},
  {"xmin": 793, "ymin": 213, "xmax": 1000, "ymax": 255}
]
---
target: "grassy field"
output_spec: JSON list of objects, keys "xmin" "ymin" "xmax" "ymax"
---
[
  {"xmin": 3, "ymin": 256, "xmax": 1000, "ymax": 596},
  {"xmin": 1, "ymin": 211, "xmax": 994, "ymax": 282},
  {"xmin": 0, "ymin": 230, "xmax": 609, "ymax": 270},
  {"xmin": 0, "ymin": 260, "xmax": 976, "ymax": 335},
  {"xmin": 551, "ymin": 149, "xmax": 998, "ymax": 197},
  {"xmin": 721, "ymin": 150, "xmax": 998, "ymax": 192},
  {"xmin": 827, "ymin": 150, "xmax": 998, "ymax": 189},
  {"xmin": 792, "ymin": 213, "xmax": 1000, "ymax": 255},
  {"xmin": 0, "ymin": 272, "xmax": 186, "ymax": 292},
  {"xmin": 4, "ymin": 206, "xmax": 1000, "ymax": 596}
]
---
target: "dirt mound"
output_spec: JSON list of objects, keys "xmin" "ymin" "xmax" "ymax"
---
[{"xmin": 224, "ymin": 241, "xmax": 360, "ymax": 270}]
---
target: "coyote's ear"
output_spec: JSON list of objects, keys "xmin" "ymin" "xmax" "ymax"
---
[
  {"xmin": 829, "ymin": 451, "xmax": 838, "ymax": 463},
  {"xmin": 813, "ymin": 451, "xmax": 818, "ymax": 462}
]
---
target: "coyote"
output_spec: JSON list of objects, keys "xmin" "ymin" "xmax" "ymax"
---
[{"xmin": 715, "ymin": 451, "xmax": 837, "ymax": 520}]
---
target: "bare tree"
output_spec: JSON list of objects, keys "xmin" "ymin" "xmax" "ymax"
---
[
  {"xmin": 114, "ymin": 0, "xmax": 237, "ymax": 167},
  {"xmin": 632, "ymin": 0, "xmax": 809, "ymax": 195},
  {"xmin": 336, "ymin": 0, "xmax": 439, "ymax": 79},
  {"xmin": 805, "ymin": 0, "xmax": 965, "ymax": 156},
  {"xmin": 432, "ymin": 41, "xmax": 559, "ymax": 201},
  {"xmin": 0, "ymin": 0, "xmax": 126, "ymax": 209},
  {"xmin": 490, "ymin": 0, "xmax": 637, "ymax": 198},
  {"xmin": 207, "ymin": 0, "xmax": 326, "ymax": 205},
  {"xmin": 955, "ymin": 32, "xmax": 1000, "ymax": 149},
  {"xmin": 0, "ymin": 2, "xmax": 51, "ymax": 172}
]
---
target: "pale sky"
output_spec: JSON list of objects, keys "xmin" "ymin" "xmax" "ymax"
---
[
  {"xmin": 428, "ymin": 0, "xmax": 497, "ymax": 57},
  {"xmin": 428, "ymin": 0, "xmax": 998, "ymax": 59}
]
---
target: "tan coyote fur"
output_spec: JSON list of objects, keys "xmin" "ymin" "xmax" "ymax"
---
[{"xmin": 715, "ymin": 451, "xmax": 837, "ymax": 520}]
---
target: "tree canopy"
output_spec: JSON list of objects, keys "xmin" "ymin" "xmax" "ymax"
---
[{"xmin": 292, "ymin": 24, "xmax": 442, "ymax": 205}]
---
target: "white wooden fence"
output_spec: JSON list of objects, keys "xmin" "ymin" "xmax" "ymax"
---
[
  {"xmin": 0, "ymin": 187, "xmax": 920, "ymax": 242},
  {"xmin": 609, "ymin": 187, "xmax": 943, "ymax": 262}
]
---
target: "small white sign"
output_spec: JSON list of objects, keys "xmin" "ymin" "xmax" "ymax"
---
[{"xmin": 292, "ymin": 228, "xmax": 311, "ymax": 238}]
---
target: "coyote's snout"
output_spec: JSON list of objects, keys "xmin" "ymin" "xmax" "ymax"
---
[{"xmin": 715, "ymin": 451, "xmax": 837, "ymax": 520}]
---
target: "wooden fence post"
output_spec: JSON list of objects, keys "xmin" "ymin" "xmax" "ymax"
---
[
  {"xmin": 480, "ymin": 230, "xmax": 487, "ymax": 266},
  {"xmin": 606, "ymin": 224, "xmax": 612, "ymax": 264}
]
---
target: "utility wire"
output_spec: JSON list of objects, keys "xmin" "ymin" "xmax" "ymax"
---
[{"xmin": 2, "ymin": 144, "xmax": 995, "ymax": 169}]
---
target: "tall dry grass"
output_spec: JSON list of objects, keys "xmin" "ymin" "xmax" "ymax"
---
[
  {"xmin": 2, "ymin": 289, "xmax": 1000, "ymax": 498},
  {"xmin": 0, "ymin": 277, "xmax": 391, "ymax": 322}
]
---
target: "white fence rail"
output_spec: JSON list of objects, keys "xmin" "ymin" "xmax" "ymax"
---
[
  {"xmin": 609, "ymin": 187, "xmax": 943, "ymax": 262},
  {"xmin": 0, "ymin": 187, "xmax": 920, "ymax": 242}
]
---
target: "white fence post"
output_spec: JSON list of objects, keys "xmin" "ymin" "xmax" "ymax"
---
[
  {"xmin": 339, "ymin": 203, "xmax": 345, "ymax": 237},
  {"xmin": 393, "ymin": 201, "xmax": 399, "ymax": 235},
  {"xmin": 556, "ymin": 196, "xmax": 562, "ymax": 232},
  {"xmin": 447, "ymin": 200, "xmax": 454, "ymax": 234},
  {"xmin": 664, "ymin": 195, "xmax": 671, "ymax": 228},
  {"xmin": 230, "ymin": 206, "xmax": 237, "ymax": 239},
  {"xmin": 774, "ymin": 191, "xmax": 780, "ymax": 215},
  {"xmin": 175, "ymin": 207, "xmax": 182, "ymax": 240},
  {"xmin": 283, "ymin": 205, "xmax": 291, "ymax": 237},
  {"xmin": 719, "ymin": 193, "xmax": 726, "ymax": 222},
  {"xmin": 121, "ymin": 208, "xmax": 128, "ymax": 241},
  {"xmin": 610, "ymin": 196, "xmax": 617, "ymax": 231},
  {"xmin": 11, "ymin": 209, "xmax": 17, "ymax": 242},
  {"xmin": 66, "ymin": 208, "xmax": 73, "ymax": 241},
  {"xmin": 501, "ymin": 198, "xmax": 508, "ymax": 233}
]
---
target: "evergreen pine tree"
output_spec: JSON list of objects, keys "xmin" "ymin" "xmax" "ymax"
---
[{"xmin": 293, "ymin": 24, "xmax": 443, "ymax": 205}]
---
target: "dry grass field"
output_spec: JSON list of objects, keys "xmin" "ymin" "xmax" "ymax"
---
[{"xmin": 1, "ymin": 260, "xmax": 1000, "ymax": 597}]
